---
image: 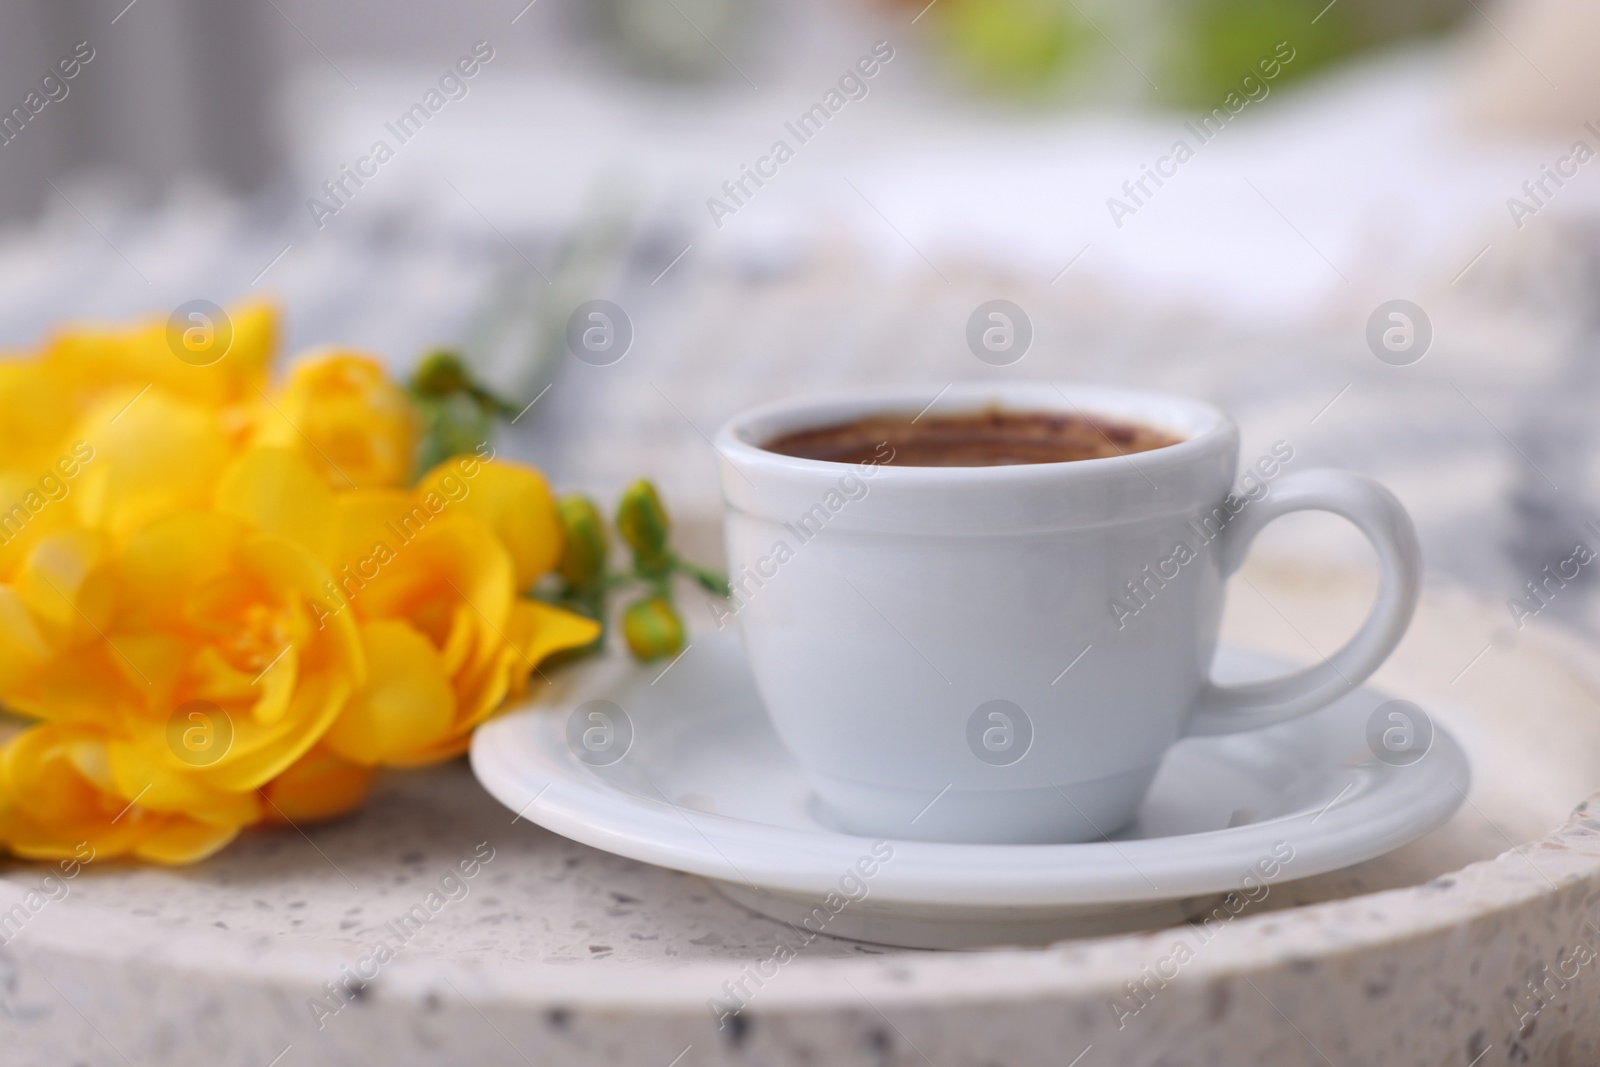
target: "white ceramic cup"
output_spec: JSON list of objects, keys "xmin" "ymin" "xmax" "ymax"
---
[{"xmin": 714, "ymin": 382, "xmax": 1421, "ymax": 844}]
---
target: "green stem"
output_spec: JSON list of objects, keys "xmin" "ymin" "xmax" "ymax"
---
[{"xmin": 675, "ymin": 559, "xmax": 731, "ymax": 597}]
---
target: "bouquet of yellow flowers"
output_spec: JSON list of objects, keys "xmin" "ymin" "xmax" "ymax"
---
[{"xmin": 0, "ymin": 303, "xmax": 698, "ymax": 866}]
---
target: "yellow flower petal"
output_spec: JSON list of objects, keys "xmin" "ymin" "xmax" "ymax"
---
[
  {"xmin": 417, "ymin": 459, "xmax": 562, "ymax": 588},
  {"xmin": 254, "ymin": 352, "xmax": 418, "ymax": 490},
  {"xmin": 186, "ymin": 644, "xmax": 260, "ymax": 705},
  {"xmin": 14, "ymin": 528, "xmax": 112, "ymax": 642},
  {"xmin": 216, "ymin": 448, "xmax": 337, "ymax": 566},
  {"xmin": 6, "ymin": 520, "xmax": 367, "ymax": 797},
  {"xmin": 259, "ymin": 745, "xmax": 375, "ymax": 824},
  {"xmin": 0, "ymin": 360, "xmax": 76, "ymax": 475},
  {"xmin": 129, "ymin": 820, "xmax": 241, "ymax": 864},
  {"xmin": 324, "ymin": 620, "xmax": 455, "ymax": 766},
  {"xmin": 517, "ymin": 599, "xmax": 605, "ymax": 672},
  {"xmin": 220, "ymin": 302, "xmax": 279, "ymax": 400},
  {"xmin": 104, "ymin": 630, "xmax": 188, "ymax": 706},
  {"xmin": 447, "ymin": 599, "xmax": 601, "ymax": 735},
  {"xmin": 115, "ymin": 512, "xmax": 243, "ymax": 616},
  {"xmin": 0, "ymin": 724, "xmax": 250, "ymax": 864},
  {"xmin": 320, "ymin": 462, "xmax": 600, "ymax": 767},
  {"xmin": 450, "ymin": 640, "xmax": 520, "ymax": 738},
  {"xmin": 106, "ymin": 740, "xmax": 260, "ymax": 826},
  {"xmin": 0, "ymin": 584, "xmax": 51, "ymax": 692},
  {"xmin": 244, "ymin": 643, "xmax": 298, "ymax": 727},
  {"xmin": 438, "ymin": 602, "xmax": 477, "ymax": 677},
  {"xmin": 4, "ymin": 654, "xmax": 132, "ymax": 731},
  {"xmin": 349, "ymin": 514, "xmax": 516, "ymax": 639},
  {"xmin": 43, "ymin": 302, "xmax": 275, "ymax": 411},
  {"xmin": 332, "ymin": 489, "xmax": 417, "ymax": 552},
  {"xmin": 0, "ymin": 469, "xmax": 81, "ymax": 584},
  {"xmin": 192, "ymin": 668, "xmax": 353, "ymax": 791},
  {"xmin": 71, "ymin": 388, "xmax": 232, "ymax": 542}
]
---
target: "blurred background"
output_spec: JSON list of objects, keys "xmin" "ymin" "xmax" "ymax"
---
[{"xmin": 1, "ymin": 0, "xmax": 1598, "ymax": 638}]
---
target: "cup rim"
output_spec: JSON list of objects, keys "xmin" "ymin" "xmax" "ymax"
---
[{"xmin": 714, "ymin": 381, "xmax": 1233, "ymax": 482}]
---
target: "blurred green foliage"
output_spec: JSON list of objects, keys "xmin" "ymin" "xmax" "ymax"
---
[
  {"xmin": 934, "ymin": 0, "xmax": 1093, "ymax": 94},
  {"xmin": 616, "ymin": 480, "xmax": 673, "ymax": 579},
  {"xmin": 545, "ymin": 481, "xmax": 729, "ymax": 664},
  {"xmin": 622, "ymin": 596, "xmax": 687, "ymax": 661},
  {"xmin": 1167, "ymin": 0, "xmax": 1354, "ymax": 104},
  {"xmin": 405, "ymin": 350, "xmax": 728, "ymax": 666},
  {"xmin": 923, "ymin": 0, "xmax": 1468, "ymax": 106},
  {"xmin": 407, "ymin": 350, "xmax": 519, "ymax": 476}
]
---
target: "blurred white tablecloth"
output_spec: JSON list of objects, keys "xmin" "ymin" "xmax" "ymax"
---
[{"xmin": 0, "ymin": 42, "xmax": 1597, "ymax": 636}]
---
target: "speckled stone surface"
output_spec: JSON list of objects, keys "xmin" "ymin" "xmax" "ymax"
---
[
  {"xmin": 3, "ymin": 561, "xmax": 1600, "ymax": 1066},
  {"xmin": 41, "ymin": 761, "xmax": 898, "ymax": 967}
]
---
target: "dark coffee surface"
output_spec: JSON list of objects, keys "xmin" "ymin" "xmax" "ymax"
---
[{"xmin": 762, "ymin": 407, "xmax": 1183, "ymax": 467}]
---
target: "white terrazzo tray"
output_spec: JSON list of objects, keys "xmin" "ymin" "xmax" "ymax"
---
[{"xmin": 2, "ymin": 557, "xmax": 1597, "ymax": 1066}]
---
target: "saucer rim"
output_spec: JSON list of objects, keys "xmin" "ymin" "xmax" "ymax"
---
[{"xmin": 470, "ymin": 640, "xmax": 1471, "ymax": 909}]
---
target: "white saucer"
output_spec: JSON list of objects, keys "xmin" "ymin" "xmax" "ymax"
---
[{"xmin": 471, "ymin": 630, "xmax": 1469, "ymax": 949}]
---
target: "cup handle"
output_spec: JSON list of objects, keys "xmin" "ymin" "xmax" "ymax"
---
[{"xmin": 1183, "ymin": 468, "xmax": 1422, "ymax": 737}]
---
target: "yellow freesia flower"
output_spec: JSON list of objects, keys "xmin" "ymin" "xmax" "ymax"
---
[
  {"xmin": 0, "ymin": 515, "xmax": 361, "ymax": 789},
  {"xmin": 0, "ymin": 722, "xmax": 256, "ymax": 864},
  {"xmin": 69, "ymin": 386, "xmax": 235, "ymax": 544},
  {"xmin": 254, "ymin": 352, "xmax": 419, "ymax": 490},
  {"xmin": 0, "ymin": 304, "xmax": 277, "ymax": 570},
  {"xmin": 316, "ymin": 455, "xmax": 598, "ymax": 766},
  {"xmin": 0, "ymin": 452, "xmax": 366, "ymax": 852},
  {"xmin": 414, "ymin": 459, "xmax": 563, "ymax": 588},
  {"xmin": 259, "ymin": 744, "xmax": 375, "ymax": 824},
  {"xmin": 0, "ymin": 304, "xmax": 610, "ymax": 866},
  {"xmin": 45, "ymin": 301, "xmax": 276, "ymax": 402},
  {"xmin": 43, "ymin": 300, "xmax": 276, "ymax": 423},
  {"xmin": 0, "ymin": 357, "xmax": 78, "ymax": 477}
]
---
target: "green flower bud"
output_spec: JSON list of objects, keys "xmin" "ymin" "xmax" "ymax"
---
[
  {"xmin": 622, "ymin": 596, "xmax": 685, "ymax": 661},
  {"xmin": 411, "ymin": 350, "xmax": 471, "ymax": 398},
  {"xmin": 556, "ymin": 495, "xmax": 609, "ymax": 589},
  {"xmin": 617, "ymin": 479, "xmax": 672, "ymax": 576}
]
